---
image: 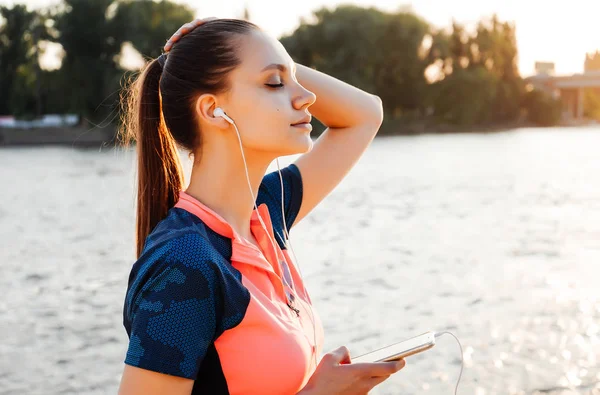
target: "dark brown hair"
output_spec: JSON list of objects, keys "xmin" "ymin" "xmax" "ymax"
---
[{"xmin": 120, "ymin": 19, "xmax": 259, "ymax": 258}]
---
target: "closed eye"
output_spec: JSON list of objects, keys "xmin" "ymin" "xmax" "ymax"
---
[{"xmin": 265, "ymin": 83, "xmax": 284, "ymax": 89}]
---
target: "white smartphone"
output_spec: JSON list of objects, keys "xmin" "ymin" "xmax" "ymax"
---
[{"xmin": 351, "ymin": 331, "xmax": 436, "ymax": 363}]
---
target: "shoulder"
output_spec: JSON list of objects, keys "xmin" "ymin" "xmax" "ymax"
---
[
  {"xmin": 132, "ymin": 208, "xmax": 234, "ymax": 285},
  {"xmin": 142, "ymin": 207, "xmax": 226, "ymax": 254},
  {"xmin": 124, "ymin": 208, "xmax": 248, "ymax": 330},
  {"xmin": 258, "ymin": 163, "xmax": 303, "ymax": 200}
]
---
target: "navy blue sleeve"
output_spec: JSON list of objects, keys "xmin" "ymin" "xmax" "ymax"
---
[
  {"xmin": 257, "ymin": 163, "xmax": 304, "ymax": 236},
  {"xmin": 123, "ymin": 232, "xmax": 247, "ymax": 379}
]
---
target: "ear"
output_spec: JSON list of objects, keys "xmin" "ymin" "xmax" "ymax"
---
[{"xmin": 194, "ymin": 93, "xmax": 230, "ymax": 129}]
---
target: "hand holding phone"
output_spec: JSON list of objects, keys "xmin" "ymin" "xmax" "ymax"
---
[{"xmin": 299, "ymin": 346, "xmax": 406, "ymax": 395}]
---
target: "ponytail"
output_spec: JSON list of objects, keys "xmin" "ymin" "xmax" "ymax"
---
[
  {"xmin": 120, "ymin": 58, "xmax": 184, "ymax": 258},
  {"xmin": 120, "ymin": 20, "xmax": 260, "ymax": 258}
]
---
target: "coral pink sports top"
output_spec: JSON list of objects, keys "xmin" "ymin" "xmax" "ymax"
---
[{"xmin": 123, "ymin": 164, "xmax": 324, "ymax": 394}]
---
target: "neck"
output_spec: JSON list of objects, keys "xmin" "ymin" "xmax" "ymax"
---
[{"xmin": 185, "ymin": 136, "xmax": 272, "ymax": 240}]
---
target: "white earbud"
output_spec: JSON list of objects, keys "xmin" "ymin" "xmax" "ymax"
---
[{"xmin": 214, "ymin": 107, "xmax": 234, "ymax": 125}]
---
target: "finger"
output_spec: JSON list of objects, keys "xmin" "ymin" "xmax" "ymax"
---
[
  {"xmin": 325, "ymin": 346, "xmax": 351, "ymax": 365},
  {"xmin": 172, "ymin": 26, "xmax": 184, "ymax": 39},
  {"xmin": 164, "ymin": 18, "xmax": 217, "ymax": 51},
  {"xmin": 164, "ymin": 35, "xmax": 180, "ymax": 51},
  {"xmin": 164, "ymin": 29, "xmax": 183, "ymax": 51},
  {"xmin": 191, "ymin": 17, "xmax": 212, "ymax": 27},
  {"xmin": 172, "ymin": 19, "xmax": 208, "ymax": 41},
  {"xmin": 164, "ymin": 38, "xmax": 176, "ymax": 52},
  {"xmin": 348, "ymin": 360, "xmax": 405, "ymax": 377},
  {"xmin": 197, "ymin": 16, "xmax": 218, "ymax": 25},
  {"xmin": 180, "ymin": 22, "xmax": 195, "ymax": 34}
]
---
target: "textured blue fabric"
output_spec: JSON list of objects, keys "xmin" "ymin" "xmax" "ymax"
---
[{"xmin": 123, "ymin": 209, "xmax": 250, "ymax": 380}]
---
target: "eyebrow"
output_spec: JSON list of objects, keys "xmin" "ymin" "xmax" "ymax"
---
[{"xmin": 261, "ymin": 62, "xmax": 296, "ymax": 74}]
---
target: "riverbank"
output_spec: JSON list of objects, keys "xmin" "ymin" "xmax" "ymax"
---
[
  {"xmin": 0, "ymin": 125, "xmax": 118, "ymax": 147},
  {"xmin": 376, "ymin": 117, "xmax": 599, "ymax": 136},
  {"xmin": 1, "ymin": 118, "xmax": 597, "ymax": 147},
  {"xmin": 378, "ymin": 119, "xmax": 529, "ymax": 136}
]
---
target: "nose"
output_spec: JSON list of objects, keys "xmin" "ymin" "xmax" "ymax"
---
[{"xmin": 293, "ymin": 83, "xmax": 317, "ymax": 110}]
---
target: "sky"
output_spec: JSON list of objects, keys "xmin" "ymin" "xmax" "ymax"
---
[{"xmin": 2, "ymin": 0, "xmax": 599, "ymax": 76}]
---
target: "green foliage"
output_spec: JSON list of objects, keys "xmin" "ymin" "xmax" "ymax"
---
[
  {"xmin": 281, "ymin": 6, "xmax": 386, "ymax": 94},
  {"xmin": 281, "ymin": 5, "xmax": 432, "ymax": 117},
  {"xmin": 0, "ymin": 0, "xmax": 195, "ymax": 122},
  {"xmin": 431, "ymin": 67, "xmax": 498, "ymax": 125},
  {"xmin": 0, "ymin": 3, "xmax": 570, "ymax": 130},
  {"xmin": 0, "ymin": 4, "xmax": 50, "ymax": 116},
  {"xmin": 112, "ymin": 0, "xmax": 195, "ymax": 59},
  {"xmin": 54, "ymin": 0, "xmax": 123, "ymax": 122},
  {"xmin": 282, "ymin": 8, "xmax": 529, "ymax": 128},
  {"xmin": 584, "ymin": 89, "xmax": 600, "ymax": 120},
  {"xmin": 427, "ymin": 15, "xmax": 524, "ymax": 125},
  {"xmin": 522, "ymin": 89, "xmax": 562, "ymax": 126}
]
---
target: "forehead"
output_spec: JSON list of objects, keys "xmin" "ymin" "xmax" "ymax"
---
[{"xmin": 236, "ymin": 30, "xmax": 294, "ymax": 74}]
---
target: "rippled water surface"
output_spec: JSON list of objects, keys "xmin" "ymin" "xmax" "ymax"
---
[{"xmin": 1, "ymin": 127, "xmax": 600, "ymax": 394}]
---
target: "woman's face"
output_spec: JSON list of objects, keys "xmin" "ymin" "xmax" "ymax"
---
[{"xmin": 220, "ymin": 30, "xmax": 317, "ymax": 158}]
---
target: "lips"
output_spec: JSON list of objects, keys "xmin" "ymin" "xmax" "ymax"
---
[{"xmin": 291, "ymin": 115, "xmax": 312, "ymax": 126}]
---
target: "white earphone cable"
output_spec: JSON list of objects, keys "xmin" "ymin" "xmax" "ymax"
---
[
  {"xmin": 434, "ymin": 331, "xmax": 464, "ymax": 395},
  {"xmin": 277, "ymin": 158, "xmax": 319, "ymax": 369},
  {"xmin": 230, "ymin": 117, "xmax": 318, "ymax": 367}
]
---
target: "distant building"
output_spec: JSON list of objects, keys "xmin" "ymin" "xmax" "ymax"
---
[
  {"xmin": 534, "ymin": 61, "xmax": 555, "ymax": 75},
  {"xmin": 526, "ymin": 61, "xmax": 600, "ymax": 121}
]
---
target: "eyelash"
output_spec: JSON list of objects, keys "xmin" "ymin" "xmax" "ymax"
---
[{"xmin": 266, "ymin": 83, "xmax": 284, "ymax": 89}]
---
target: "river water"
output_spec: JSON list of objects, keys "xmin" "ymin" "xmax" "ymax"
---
[{"xmin": 1, "ymin": 127, "xmax": 600, "ymax": 394}]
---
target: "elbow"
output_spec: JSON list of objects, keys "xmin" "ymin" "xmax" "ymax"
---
[{"xmin": 368, "ymin": 94, "xmax": 384, "ymax": 128}]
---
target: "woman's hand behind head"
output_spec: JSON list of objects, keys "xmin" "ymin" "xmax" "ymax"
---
[{"xmin": 164, "ymin": 17, "xmax": 218, "ymax": 52}]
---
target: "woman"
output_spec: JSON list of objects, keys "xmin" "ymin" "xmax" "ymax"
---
[{"xmin": 118, "ymin": 17, "xmax": 405, "ymax": 395}]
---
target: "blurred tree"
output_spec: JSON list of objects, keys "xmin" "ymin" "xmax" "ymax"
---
[
  {"xmin": 111, "ymin": 0, "xmax": 195, "ymax": 59},
  {"xmin": 242, "ymin": 5, "xmax": 251, "ymax": 21},
  {"xmin": 49, "ymin": 0, "xmax": 193, "ymax": 123},
  {"xmin": 1, "ymin": 2, "xmax": 555, "ymax": 131},
  {"xmin": 522, "ymin": 89, "xmax": 562, "ymax": 126},
  {"xmin": 584, "ymin": 88, "xmax": 600, "ymax": 120},
  {"xmin": 281, "ymin": 5, "xmax": 433, "ymax": 118},
  {"xmin": 0, "ymin": 4, "xmax": 51, "ymax": 117},
  {"xmin": 478, "ymin": 17, "xmax": 523, "ymax": 122},
  {"xmin": 54, "ymin": 0, "xmax": 123, "ymax": 123},
  {"xmin": 281, "ymin": 6, "xmax": 385, "ymax": 91},
  {"xmin": 431, "ymin": 67, "xmax": 498, "ymax": 125},
  {"xmin": 429, "ymin": 15, "xmax": 523, "ymax": 125},
  {"xmin": 374, "ymin": 10, "xmax": 431, "ymax": 116},
  {"xmin": 448, "ymin": 20, "xmax": 470, "ymax": 70}
]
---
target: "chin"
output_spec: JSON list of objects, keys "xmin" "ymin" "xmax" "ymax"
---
[
  {"xmin": 288, "ymin": 134, "xmax": 313, "ymax": 155},
  {"xmin": 264, "ymin": 134, "xmax": 313, "ymax": 158}
]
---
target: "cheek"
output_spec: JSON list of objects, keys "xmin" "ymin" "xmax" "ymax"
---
[
  {"xmin": 231, "ymin": 87, "xmax": 295, "ymax": 151},
  {"xmin": 261, "ymin": 94, "xmax": 289, "ymax": 122},
  {"xmin": 245, "ymin": 95, "xmax": 290, "ymax": 135}
]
